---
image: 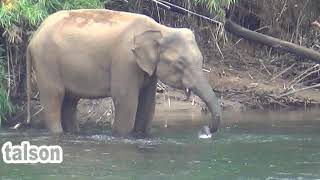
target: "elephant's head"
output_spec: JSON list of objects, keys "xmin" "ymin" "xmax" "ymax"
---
[{"xmin": 132, "ymin": 29, "xmax": 221, "ymax": 133}]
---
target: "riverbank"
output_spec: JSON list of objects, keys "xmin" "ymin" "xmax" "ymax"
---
[{"xmin": 7, "ymin": 64, "xmax": 320, "ymax": 130}]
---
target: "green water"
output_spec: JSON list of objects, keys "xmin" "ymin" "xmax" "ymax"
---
[{"xmin": 1, "ymin": 111, "xmax": 320, "ymax": 180}]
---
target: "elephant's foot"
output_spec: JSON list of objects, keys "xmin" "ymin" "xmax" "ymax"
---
[
  {"xmin": 133, "ymin": 121, "xmax": 152, "ymax": 138},
  {"xmin": 61, "ymin": 117, "xmax": 79, "ymax": 134},
  {"xmin": 44, "ymin": 113, "xmax": 64, "ymax": 134},
  {"xmin": 62, "ymin": 123, "xmax": 79, "ymax": 134},
  {"xmin": 112, "ymin": 96, "xmax": 139, "ymax": 137},
  {"xmin": 133, "ymin": 119, "xmax": 153, "ymax": 139},
  {"xmin": 131, "ymin": 130, "xmax": 150, "ymax": 139},
  {"xmin": 47, "ymin": 124, "xmax": 64, "ymax": 134},
  {"xmin": 111, "ymin": 125, "xmax": 134, "ymax": 137}
]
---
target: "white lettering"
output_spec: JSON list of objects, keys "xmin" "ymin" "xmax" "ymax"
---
[{"xmin": 1, "ymin": 141, "xmax": 63, "ymax": 164}]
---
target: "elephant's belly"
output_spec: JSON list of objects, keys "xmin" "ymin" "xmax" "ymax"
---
[
  {"xmin": 61, "ymin": 65, "xmax": 111, "ymax": 99},
  {"xmin": 65, "ymin": 84, "xmax": 111, "ymax": 99}
]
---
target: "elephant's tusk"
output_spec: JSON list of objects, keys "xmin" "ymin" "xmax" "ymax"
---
[{"xmin": 202, "ymin": 68, "xmax": 211, "ymax": 72}]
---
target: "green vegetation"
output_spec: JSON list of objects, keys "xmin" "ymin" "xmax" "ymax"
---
[
  {"xmin": 0, "ymin": 0, "xmax": 105, "ymax": 31},
  {"xmin": 0, "ymin": 0, "xmax": 105, "ymax": 125},
  {"xmin": 192, "ymin": 0, "xmax": 237, "ymax": 12}
]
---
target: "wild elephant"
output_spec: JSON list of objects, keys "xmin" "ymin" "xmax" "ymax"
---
[{"xmin": 26, "ymin": 9, "xmax": 222, "ymax": 137}]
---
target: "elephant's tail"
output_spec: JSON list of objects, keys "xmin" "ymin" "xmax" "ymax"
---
[{"xmin": 26, "ymin": 46, "xmax": 32, "ymax": 124}]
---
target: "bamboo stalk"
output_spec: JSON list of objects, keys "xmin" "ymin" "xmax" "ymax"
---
[{"xmin": 6, "ymin": 44, "xmax": 11, "ymax": 98}]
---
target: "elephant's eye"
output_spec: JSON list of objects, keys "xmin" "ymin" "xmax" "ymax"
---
[{"xmin": 174, "ymin": 58, "xmax": 186, "ymax": 71}]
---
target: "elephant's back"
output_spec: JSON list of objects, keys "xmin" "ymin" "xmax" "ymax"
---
[
  {"xmin": 36, "ymin": 9, "xmax": 153, "ymax": 33},
  {"xmin": 30, "ymin": 9, "xmax": 158, "ymax": 48}
]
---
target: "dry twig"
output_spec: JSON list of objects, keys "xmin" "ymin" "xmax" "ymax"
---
[
  {"xmin": 150, "ymin": 0, "xmax": 222, "ymax": 25},
  {"xmin": 279, "ymin": 83, "xmax": 320, "ymax": 97},
  {"xmin": 270, "ymin": 63, "xmax": 296, "ymax": 81},
  {"xmin": 259, "ymin": 59, "xmax": 272, "ymax": 76},
  {"xmin": 289, "ymin": 64, "xmax": 319, "ymax": 85},
  {"xmin": 290, "ymin": 65, "xmax": 320, "ymax": 88}
]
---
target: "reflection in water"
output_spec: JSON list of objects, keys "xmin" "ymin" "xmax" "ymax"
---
[{"xmin": 0, "ymin": 110, "xmax": 320, "ymax": 179}]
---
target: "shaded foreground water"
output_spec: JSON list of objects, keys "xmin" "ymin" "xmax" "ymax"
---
[{"xmin": 1, "ymin": 110, "xmax": 320, "ymax": 180}]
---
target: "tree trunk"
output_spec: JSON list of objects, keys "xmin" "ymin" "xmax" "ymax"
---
[{"xmin": 224, "ymin": 19, "xmax": 320, "ymax": 63}]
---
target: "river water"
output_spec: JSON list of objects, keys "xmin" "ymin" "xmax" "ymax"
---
[{"xmin": 1, "ymin": 110, "xmax": 320, "ymax": 180}]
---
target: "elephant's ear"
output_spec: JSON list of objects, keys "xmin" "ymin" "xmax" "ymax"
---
[{"xmin": 132, "ymin": 30, "xmax": 162, "ymax": 76}]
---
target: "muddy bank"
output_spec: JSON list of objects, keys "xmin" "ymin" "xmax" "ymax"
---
[
  {"xmin": 9, "ymin": 87, "xmax": 239, "ymax": 129},
  {"xmin": 16, "ymin": 88, "xmax": 320, "ymax": 130}
]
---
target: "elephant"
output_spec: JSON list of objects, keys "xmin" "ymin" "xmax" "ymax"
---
[{"xmin": 26, "ymin": 9, "xmax": 222, "ymax": 137}]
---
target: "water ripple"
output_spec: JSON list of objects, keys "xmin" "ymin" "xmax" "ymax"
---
[{"xmin": 84, "ymin": 134, "xmax": 185, "ymax": 146}]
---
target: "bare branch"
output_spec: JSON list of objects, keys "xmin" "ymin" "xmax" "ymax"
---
[
  {"xmin": 279, "ymin": 83, "xmax": 320, "ymax": 97},
  {"xmin": 270, "ymin": 63, "xmax": 296, "ymax": 81},
  {"xmin": 150, "ymin": 0, "xmax": 223, "ymax": 25}
]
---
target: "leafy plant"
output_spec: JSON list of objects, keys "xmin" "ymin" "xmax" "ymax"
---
[
  {"xmin": 0, "ymin": 0, "xmax": 105, "ymax": 31},
  {"xmin": 192, "ymin": 0, "xmax": 237, "ymax": 12}
]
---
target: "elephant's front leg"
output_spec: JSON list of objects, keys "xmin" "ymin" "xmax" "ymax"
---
[
  {"xmin": 112, "ymin": 91, "xmax": 139, "ymax": 136},
  {"xmin": 133, "ymin": 77, "xmax": 157, "ymax": 137},
  {"xmin": 111, "ymin": 82, "xmax": 140, "ymax": 136}
]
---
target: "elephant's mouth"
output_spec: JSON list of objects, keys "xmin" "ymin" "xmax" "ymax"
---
[{"xmin": 184, "ymin": 88, "xmax": 191, "ymax": 100}]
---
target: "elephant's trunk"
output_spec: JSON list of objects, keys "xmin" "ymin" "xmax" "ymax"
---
[{"xmin": 191, "ymin": 76, "xmax": 222, "ymax": 133}]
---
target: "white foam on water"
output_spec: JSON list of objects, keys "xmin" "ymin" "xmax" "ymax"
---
[{"xmin": 198, "ymin": 134, "xmax": 212, "ymax": 139}]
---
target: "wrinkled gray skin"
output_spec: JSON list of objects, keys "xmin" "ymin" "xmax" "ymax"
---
[{"xmin": 26, "ymin": 9, "xmax": 222, "ymax": 137}]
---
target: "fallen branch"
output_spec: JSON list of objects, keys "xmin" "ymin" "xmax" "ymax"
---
[
  {"xmin": 279, "ymin": 83, "xmax": 320, "ymax": 97},
  {"xmin": 291, "ymin": 68, "xmax": 320, "ymax": 87},
  {"xmin": 289, "ymin": 64, "xmax": 319, "ymax": 85},
  {"xmin": 270, "ymin": 63, "xmax": 296, "ymax": 81},
  {"xmin": 302, "ymin": 76, "xmax": 320, "ymax": 85},
  {"xmin": 224, "ymin": 19, "xmax": 320, "ymax": 63}
]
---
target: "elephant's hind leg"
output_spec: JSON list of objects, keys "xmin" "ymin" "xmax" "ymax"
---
[
  {"xmin": 38, "ymin": 84, "xmax": 64, "ymax": 134},
  {"xmin": 61, "ymin": 97, "xmax": 79, "ymax": 133}
]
